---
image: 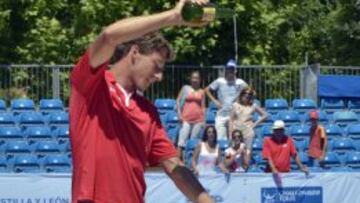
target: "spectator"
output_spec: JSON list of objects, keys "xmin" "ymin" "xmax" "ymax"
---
[
  {"xmin": 205, "ymin": 59, "xmax": 248, "ymax": 140},
  {"xmin": 176, "ymin": 71, "xmax": 206, "ymax": 160},
  {"xmin": 220, "ymin": 130, "xmax": 247, "ymax": 173},
  {"xmin": 262, "ymin": 120, "xmax": 309, "ymax": 175},
  {"xmin": 308, "ymin": 110, "xmax": 328, "ymax": 167},
  {"xmin": 229, "ymin": 87, "xmax": 267, "ymax": 166},
  {"xmin": 192, "ymin": 126, "xmax": 221, "ymax": 175}
]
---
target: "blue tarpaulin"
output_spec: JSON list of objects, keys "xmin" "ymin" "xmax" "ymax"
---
[{"xmin": 318, "ymin": 75, "xmax": 360, "ymax": 98}]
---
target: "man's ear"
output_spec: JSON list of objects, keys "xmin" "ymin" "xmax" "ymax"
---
[{"xmin": 129, "ymin": 45, "xmax": 140, "ymax": 64}]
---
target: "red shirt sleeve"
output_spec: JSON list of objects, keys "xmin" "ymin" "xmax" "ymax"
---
[
  {"xmin": 262, "ymin": 138, "xmax": 271, "ymax": 160},
  {"xmin": 289, "ymin": 137, "xmax": 297, "ymax": 157},
  {"xmin": 70, "ymin": 49, "xmax": 109, "ymax": 96},
  {"xmin": 148, "ymin": 112, "xmax": 177, "ymax": 166}
]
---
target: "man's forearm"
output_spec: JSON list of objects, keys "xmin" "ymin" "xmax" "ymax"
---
[{"xmin": 168, "ymin": 165, "xmax": 213, "ymax": 203}]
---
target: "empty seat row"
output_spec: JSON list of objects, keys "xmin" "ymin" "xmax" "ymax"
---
[
  {"xmin": 155, "ymin": 98, "xmax": 360, "ymax": 112},
  {"xmin": 0, "ymin": 154, "xmax": 71, "ymax": 173},
  {"xmin": 0, "ymin": 99, "xmax": 64, "ymax": 112},
  {"xmin": 0, "ymin": 126, "xmax": 69, "ymax": 142},
  {"xmin": 0, "ymin": 140, "xmax": 71, "ymax": 155},
  {"xmin": 0, "ymin": 111, "xmax": 69, "ymax": 127}
]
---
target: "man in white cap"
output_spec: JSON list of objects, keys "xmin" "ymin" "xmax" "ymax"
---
[
  {"xmin": 262, "ymin": 120, "xmax": 309, "ymax": 175},
  {"xmin": 205, "ymin": 59, "xmax": 248, "ymax": 140}
]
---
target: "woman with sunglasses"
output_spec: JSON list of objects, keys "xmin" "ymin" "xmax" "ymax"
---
[
  {"xmin": 220, "ymin": 130, "xmax": 247, "ymax": 172},
  {"xmin": 229, "ymin": 87, "xmax": 267, "ymax": 167}
]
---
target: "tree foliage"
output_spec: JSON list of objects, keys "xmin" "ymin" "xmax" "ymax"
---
[{"xmin": 0, "ymin": 0, "xmax": 359, "ymax": 65}]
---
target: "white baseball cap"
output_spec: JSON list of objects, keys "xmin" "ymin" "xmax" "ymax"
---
[{"xmin": 272, "ymin": 120, "xmax": 285, "ymax": 130}]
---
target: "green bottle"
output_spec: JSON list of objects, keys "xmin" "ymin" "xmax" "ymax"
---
[{"xmin": 181, "ymin": 2, "xmax": 235, "ymax": 22}]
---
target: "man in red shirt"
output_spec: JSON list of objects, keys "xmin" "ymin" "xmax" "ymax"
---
[
  {"xmin": 69, "ymin": 0, "xmax": 214, "ymax": 203},
  {"xmin": 262, "ymin": 120, "xmax": 309, "ymax": 174},
  {"xmin": 308, "ymin": 110, "xmax": 328, "ymax": 167}
]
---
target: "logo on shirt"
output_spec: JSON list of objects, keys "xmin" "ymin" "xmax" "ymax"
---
[{"xmin": 282, "ymin": 144, "xmax": 288, "ymax": 148}]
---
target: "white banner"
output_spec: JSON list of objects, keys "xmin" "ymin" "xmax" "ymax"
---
[{"xmin": 0, "ymin": 173, "xmax": 359, "ymax": 203}]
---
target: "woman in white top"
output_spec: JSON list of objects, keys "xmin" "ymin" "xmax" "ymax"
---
[
  {"xmin": 221, "ymin": 130, "xmax": 247, "ymax": 172},
  {"xmin": 192, "ymin": 126, "xmax": 221, "ymax": 175},
  {"xmin": 229, "ymin": 87, "xmax": 267, "ymax": 167}
]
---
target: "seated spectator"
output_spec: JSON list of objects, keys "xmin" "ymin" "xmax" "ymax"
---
[
  {"xmin": 262, "ymin": 120, "xmax": 309, "ymax": 175},
  {"xmin": 176, "ymin": 71, "xmax": 206, "ymax": 160},
  {"xmin": 308, "ymin": 110, "xmax": 328, "ymax": 167},
  {"xmin": 220, "ymin": 130, "xmax": 247, "ymax": 173},
  {"xmin": 192, "ymin": 126, "xmax": 221, "ymax": 175},
  {"xmin": 229, "ymin": 87, "xmax": 267, "ymax": 166}
]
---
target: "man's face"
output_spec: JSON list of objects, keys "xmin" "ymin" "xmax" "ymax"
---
[
  {"xmin": 310, "ymin": 118, "xmax": 318, "ymax": 126},
  {"xmin": 273, "ymin": 128, "xmax": 285, "ymax": 138},
  {"xmin": 225, "ymin": 68, "xmax": 235, "ymax": 81},
  {"xmin": 131, "ymin": 49, "xmax": 167, "ymax": 91}
]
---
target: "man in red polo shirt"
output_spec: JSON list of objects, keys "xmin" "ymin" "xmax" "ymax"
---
[
  {"xmin": 69, "ymin": 0, "xmax": 214, "ymax": 203},
  {"xmin": 308, "ymin": 110, "xmax": 328, "ymax": 167},
  {"xmin": 262, "ymin": 120, "xmax": 309, "ymax": 174}
]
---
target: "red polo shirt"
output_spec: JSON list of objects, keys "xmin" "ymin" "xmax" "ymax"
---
[
  {"xmin": 262, "ymin": 135, "xmax": 297, "ymax": 172},
  {"xmin": 69, "ymin": 51, "xmax": 177, "ymax": 203}
]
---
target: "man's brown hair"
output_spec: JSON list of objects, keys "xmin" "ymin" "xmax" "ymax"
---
[{"xmin": 110, "ymin": 32, "xmax": 175, "ymax": 64}]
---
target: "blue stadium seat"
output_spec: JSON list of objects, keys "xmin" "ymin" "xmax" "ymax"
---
[
  {"xmin": 290, "ymin": 124, "xmax": 310, "ymax": 141},
  {"xmin": 308, "ymin": 166, "xmax": 324, "ymax": 172},
  {"xmin": 185, "ymin": 139, "xmax": 200, "ymax": 152},
  {"xmin": 332, "ymin": 138, "xmax": 356, "ymax": 154},
  {"xmin": 34, "ymin": 141, "xmax": 61, "ymax": 155},
  {"xmin": 324, "ymin": 124, "xmax": 343, "ymax": 140},
  {"xmin": 48, "ymin": 112, "xmax": 69, "ymax": 126},
  {"xmin": 253, "ymin": 113, "xmax": 274, "ymax": 126},
  {"xmin": 0, "ymin": 100, "xmax": 6, "ymax": 111},
  {"xmin": 43, "ymin": 155, "xmax": 71, "ymax": 173},
  {"xmin": 19, "ymin": 111, "xmax": 44, "ymax": 127},
  {"xmin": 166, "ymin": 124, "xmax": 179, "ymax": 144},
  {"xmin": 39, "ymin": 99, "xmax": 64, "ymax": 113},
  {"xmin": 247, "ymin": 166, "xmax": 263, "ymax": 172},
  {"xmin": 159, "ymin": 112, "xmax": 168, "ymax": 126},
  {"xmin": 0, "ymin": 112, "xmax": 16, "ymax": 126},
  {"xmin": 303, "ymin": 111, "xmax": 329, "ymax": 124},
  {"xmin": 345, "ymin": 152, "xmax": 360, "ymax": 170},
  {"xmin": 218, "ymin": 139, "xmax": 229, "ymax": 151},
  {"xmin": 291, "ymin": 152, "xmax": 309, "ymax": 169},
  {"xmin": 5, "ymin": 141, "xmax": 31, "ymax": 156},
  {"xmin": 206, "ymin": 111, "xmax": 215, "ymax": 125},
  {"xmin": 320, "ymin": 98, "xmax": 345, "ymax": 113},
  {"xmin": 0, "ymin": 127, "xmax": 23, "ymax": 142},
  {"xmin": 292, "ymin": 99, "xmax": 317, "ymax": 112},
  {"xmin": 322, "ymin": 152, "xmax": 341, "ymax": 167},
  {"xmin": 333, "ymin": 111, "xmax": 359, "ymax": 127},
  {"xmin": 261, "ymin": 125, "xmax": 273, "ymax": 137},
  {"xmin": 347, "ymin": 124, "xmax": 360, "ymax": 140},
  {"xmin": 252, "ymin": 138, "xmax": 263, "ymax": 154},
  {"xmin": 52, "ymin": 126, "xmax": 69, "ymax": 142},
  {"xmin": 208, "ymin": 101, "xmax": 218, "ymax": 112},
  {"xmin": 154, "ymin": 99, "xmax": 176, "ymax": 111},
  {"xmin": 13, "ymin": 155, "xmax": 40, "ymax": 173},
  {"xmin": 61, "ymin": 141, "xmax": 71, "ymax": 153},
  {"xmin": 11, "ymin": 99, "xmax": 35, "ymax": 112},
  {"xmin": 348, "ymin": 99, "xmax": 360, "ymax": 112},
  {"xmin": 277, "ymin": 110, "xmax": 301, "ymax": 125},
  {"xmin": 294, "ymin": 140, "xmax": 306, "ymax": 152},
  {"xmin": 0, "ymin": 156, "xmax": 8, "ymax": 172},
  {"xmin": 24, "ymin": 126, "xmax": 52, "ymax": 142},
  {"xmin": 183, "ymin": 139, "xmax": 200, "ymax": 167},
  {"xmin": 330, "ymin": 166, "xmax": 353, "ymax": 172},
  {"xmin": 166, "ymin": 111, "xmax": 179, "ymax": 124},
  {"xmin": 255, "ymin": 155, "xmax": 267, "ymax": 168},
  {"xmin": 265, "ymin": 99, "xmax": 289, "ymax": 115}
]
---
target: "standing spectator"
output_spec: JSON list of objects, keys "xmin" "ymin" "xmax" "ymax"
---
[
  {"xmin": 262, "ymin": 120, "xmax": 309, "ymax": 175},
  {"xmin": 308, "ymin": 110, "xmax": 328, "ymax": 167},
  {"xmin": 205, "ymin": 59, "xmax": 248, "ymax": 140},
  {"xmin": 192, "ymin": 126, "xmax": 221, "ymax": 175},
  {"xmin": 229, "ymin": 87, "xmax": 267, "ymax": 166},
  {"xmin": 176, "ymin": 71, "xmax": 206, "ymax": 160},
  {"xmin": 221, "ymin": 130, "xmax": 247, "ymax": 173}
]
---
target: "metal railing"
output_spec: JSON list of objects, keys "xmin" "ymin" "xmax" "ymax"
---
[{"xmin": 0, "ymin": 64, "xmax": 359, "ymax": 106}]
